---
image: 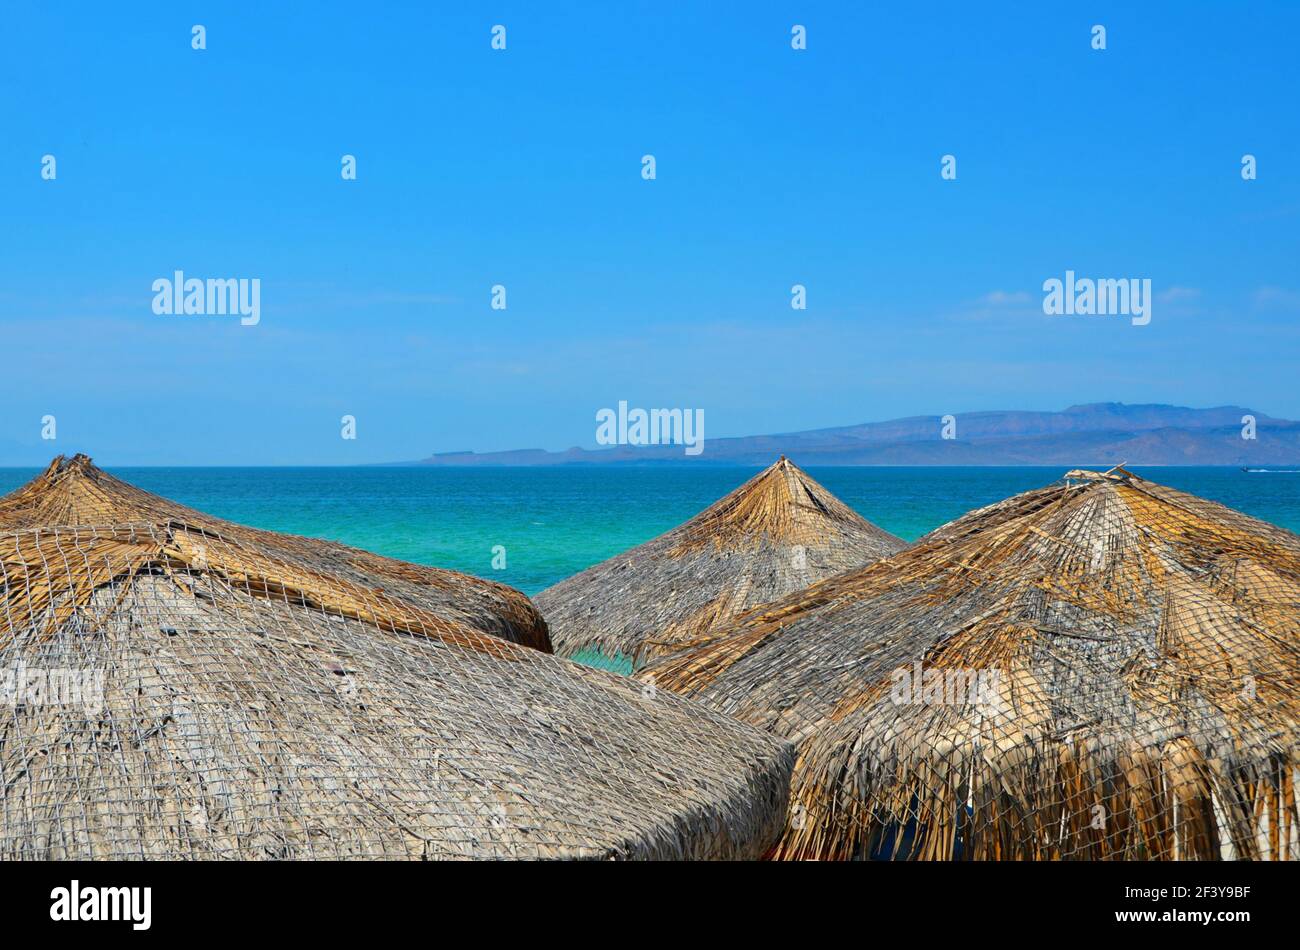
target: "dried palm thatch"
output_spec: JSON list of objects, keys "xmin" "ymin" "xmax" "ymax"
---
[
  {"xmin": 0, "ymin": 455, "xmax": 550, "ymax": 652},
  {"xmin": 535, "ymin": 456, "xmax": 904, "ymax": 666},
  {"xmin": 641, "ymin": 467, "xmax": 1300, "ymax": 860},
  {"xmin": 1, "ymin": 455, "xmax": 793, "ymax": 859}
]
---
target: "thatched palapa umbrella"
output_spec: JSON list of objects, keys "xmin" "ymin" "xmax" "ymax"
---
[
  {"xmin": 0, "ymin": 455, "xmax": 793, "ymax": 859},
  {"xmin": 0, "ymin": 455, "xmax": 550, "ymax": 652},
  {"xmin": 535, "ymin": 456, "xmax": 905, "ymax": 667},
  {"xmin": 641, "ymin": 467, "xmax": 1300, "ymax": 860}
]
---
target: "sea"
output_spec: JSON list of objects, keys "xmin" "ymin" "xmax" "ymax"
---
[{"xmin": 2, "ymin": 466, "xmax": 1297, "ymax": 597}]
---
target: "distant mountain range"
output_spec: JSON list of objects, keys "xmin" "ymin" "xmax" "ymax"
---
[{"xmin": 406, "ymin": 403, "xmax": 1300, "ymax": 466}]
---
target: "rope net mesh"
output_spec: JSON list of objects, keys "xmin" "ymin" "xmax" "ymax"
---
[
  {"xmin": 641, "ymin": 468, "xmax": 1300, "ymax": 860},
  {"xmin": 0, "ymin": 457, "xmax": 793, "ymax": 860},
  {"xmin": 536, "ymin": 456, "xmax": 905, "ymax": 666}
]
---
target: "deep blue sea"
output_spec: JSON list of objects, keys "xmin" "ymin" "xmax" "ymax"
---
[{"xmin": 2, "ymin": 466, "xmax": 1297, "ymax": 596}]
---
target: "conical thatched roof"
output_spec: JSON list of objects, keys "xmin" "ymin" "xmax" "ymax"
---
[
  {"xmin": 0, "ymin": 455, "xmax": 793, "ymax": 859},
  {"xmin": 0, "ymin": 455, "xmax": 550, "ymax": 652},
  {"xmin": 641, "ymin": 468, "xmax": 1300, "ymax": 860},
  {"xmin": 535, "ymin": 457, "xmax": 905, "ymax": 666}
]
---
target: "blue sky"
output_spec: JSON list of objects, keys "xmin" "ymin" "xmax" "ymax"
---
[{"xmin": 1, "ymin": 1, "xmax": 1297, "ymax": 464}]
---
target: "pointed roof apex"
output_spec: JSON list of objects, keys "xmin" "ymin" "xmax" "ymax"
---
[
  {"xmin": 1, "ymin": 454, "xmax": 158, "ymax": 530},
  {"xmin": 535, "ymin": 454, "xmax": 905, "ymax": 664},
  {"xmin": 1062, "ymin": 464, "xmax": 1137, "ymax": 484},
  {"xmin": 671, "ymin": 455, "xmax": 893, "ymax": 553},
  {"xmin": 45, "ymin": 452, "xmax": 98, "ymax": 477}
]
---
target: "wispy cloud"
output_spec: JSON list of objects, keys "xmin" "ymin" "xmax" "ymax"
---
[
  {"xmin": 1156, "ymin": 286, "xmax": 1200, "ymax": 304},
  {"xmin": 1254, "ymin": 286, "xmax": 1300, "ymax": 310},
  {"xmin": 278, "ymin": 289, "xmax": 462, "ymax": 313},
  {"xmin": 979, "ymin": 290, "xmax": 1032, "ymax": 306}
]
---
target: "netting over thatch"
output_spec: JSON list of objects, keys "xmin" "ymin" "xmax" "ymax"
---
[
  {"xmin": 535, "ymin": 457, "xmax": 904, "ymax": 667},
  {"xmin": 0, "ymin": 455, "xmax": 550, "ymax": 652},
  {"xmin": 641, "ymin": 468, "xmax": 1300, "ymax": 860},
  {"xmin": 1, "ymin": 456, "xmax": 793, "ymax": 859}
]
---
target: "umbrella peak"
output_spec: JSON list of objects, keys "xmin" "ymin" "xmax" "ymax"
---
[
  {"xmin": 1062, "ymin": 464, "xmax": 1136, "ymax": 483},
  {"xmin": 669, "ymin": 456, "xmax": 877, "ymax": 554},
  {"xmin": 38, "ymin": 453, "xmax": 101, "ymax": 485},
  {"xmin": 534, "ymin": 455, "xmax": 904, "ymax": 664}
]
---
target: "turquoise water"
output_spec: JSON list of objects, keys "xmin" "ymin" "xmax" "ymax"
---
[{"xmin": 1, "ymin": 466, "xmax": 1296, "ymax": 596}]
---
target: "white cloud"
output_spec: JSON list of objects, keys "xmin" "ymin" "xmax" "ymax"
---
[
  {"xmin": 1254, "ymin": 286, "xmax": 1300, "ymax": 310},
  {"xmin": 1156, "ymin": 286, "xmax": 1200, "ymax": 304},
  {"xmin": 979, "ymin": 290, "xmax": 1032, "ymax": 305}
]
